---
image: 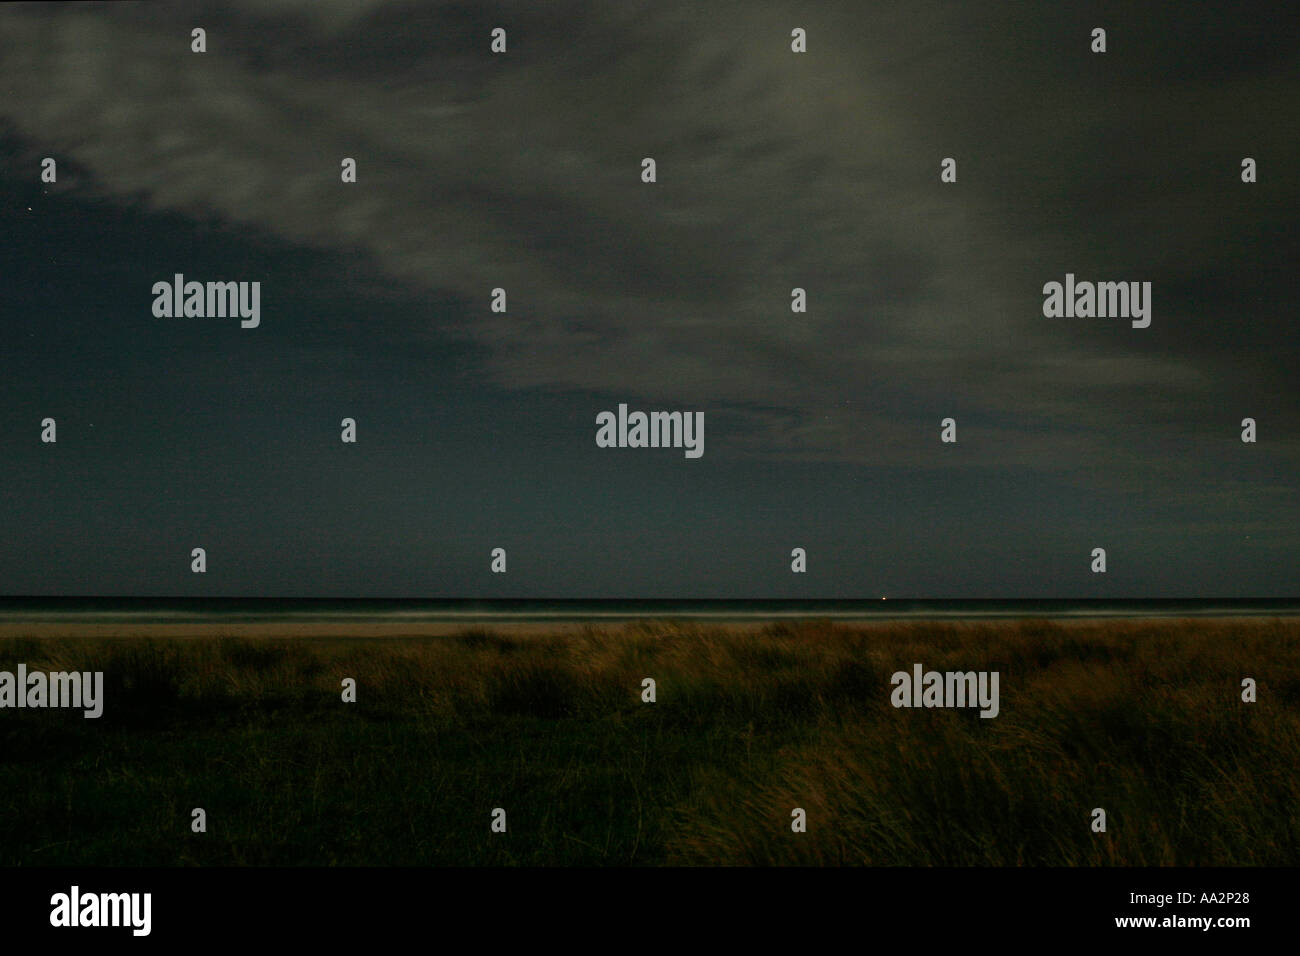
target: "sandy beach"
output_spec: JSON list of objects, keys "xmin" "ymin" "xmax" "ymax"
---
[{"xmin": 0, "ymin": 613, "xmax": 1292, "ymax": 640}]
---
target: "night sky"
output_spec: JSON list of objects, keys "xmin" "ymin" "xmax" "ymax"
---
[{"xmin": 1, "ymin": 1, "xmax": 1296, "ymax": 598}]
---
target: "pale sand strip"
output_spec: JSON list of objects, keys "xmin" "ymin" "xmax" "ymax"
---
[
  {"xmin": 0, "ymin": 616, "xmax": 1288, "ymax": 640},
  {"xmin": 0, "ymin": 621, "xmax": 598, "ymax": 639}
]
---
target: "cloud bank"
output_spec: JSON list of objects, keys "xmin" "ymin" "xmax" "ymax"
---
[{"xmin": 2, "ymin": 0, "xmax": 1296, "ymax": 491}]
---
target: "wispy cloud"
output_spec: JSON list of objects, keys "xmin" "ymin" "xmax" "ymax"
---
[{"xmin": 1, "ymin": 0, "xmax": 1295, "ymax": 488}]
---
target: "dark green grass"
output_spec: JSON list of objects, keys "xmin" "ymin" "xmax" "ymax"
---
[{"xmin": 0, "ymin": 618, "xmax": 1296, "ymax": 865}]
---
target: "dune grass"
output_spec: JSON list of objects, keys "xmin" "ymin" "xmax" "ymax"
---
[{"xmin": 0, "ymin": 618, "xmax": 1296, "ymax": 865}]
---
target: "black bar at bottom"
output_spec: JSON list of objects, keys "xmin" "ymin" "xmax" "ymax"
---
[{"xmin": 2, "ymin": 866, "xmax": 1277, "ymax": 943}]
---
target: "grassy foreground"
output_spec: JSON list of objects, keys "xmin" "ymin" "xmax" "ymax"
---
[{"xmin": 1, "ymin": 618, "xmax": 1297, "ymax": 866}]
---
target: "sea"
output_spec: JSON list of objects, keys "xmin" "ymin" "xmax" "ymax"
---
[{"xmin": 0, "ymin": 597, "xmax": 1296, "ymax": 626}]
